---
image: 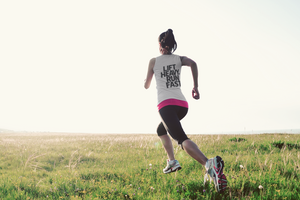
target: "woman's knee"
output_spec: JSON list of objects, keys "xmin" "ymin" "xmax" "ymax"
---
[
  {"xmin": 177, "ymin": 136, "xmax": 189, "ymax": 148},
  {"xmin": 157, "ymin": 122, "xmax": 167, "ymax": 136}
]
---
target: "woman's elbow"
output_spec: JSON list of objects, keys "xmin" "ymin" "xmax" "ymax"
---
[
  {"xmin": 190, "ymin": 61, "xmax": 197, "ymax": 69},
  {"xmin": 191, "ymin": 60, "xmax": 197, "ymax": 67}
]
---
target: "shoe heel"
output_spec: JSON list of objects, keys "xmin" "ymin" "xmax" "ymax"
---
[{"xmin": 216, "ymin": 156, "xmax": 225, "ymax": 169}]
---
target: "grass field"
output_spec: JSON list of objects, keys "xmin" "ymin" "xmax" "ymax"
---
[{"xmin": 0, "ymin": 132, "xmax": 299, "ymax": 199}]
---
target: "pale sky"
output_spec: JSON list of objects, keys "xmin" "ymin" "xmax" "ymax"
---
[{"xmin": 1, "ymin": 0, "xmax": 300, "ymax": 134}]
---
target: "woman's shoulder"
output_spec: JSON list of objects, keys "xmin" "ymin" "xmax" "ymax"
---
[{"xmin": 149, "ymin": 57, "xmax": 156, "ymax": 64}]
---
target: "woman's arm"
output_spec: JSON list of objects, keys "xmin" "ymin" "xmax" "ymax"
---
[
  {"xmin": 144, "ymin": 58, "xmax": 155, "ymax": 89},
  {"xmin": 181, "ymin": 56, "xmax": 200, "ymax": 99}
]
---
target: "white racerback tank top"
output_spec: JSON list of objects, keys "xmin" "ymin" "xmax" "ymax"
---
[{"xmin": 154, "ymin": 54, "xmax": 187, "ymax": 106}]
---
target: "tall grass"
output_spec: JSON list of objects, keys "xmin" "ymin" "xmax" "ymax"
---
[{"xmin": 0, "ymin": 132, "xmax": 299, "ymax": 199}]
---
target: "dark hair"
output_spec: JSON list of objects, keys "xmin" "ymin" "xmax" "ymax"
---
[{"xmin": 159, "ymin": 29, "xmax": 177, "ymax": 53}]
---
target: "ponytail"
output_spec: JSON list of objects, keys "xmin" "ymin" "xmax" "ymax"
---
[{"xmin": 159, "ymin": 29, "xmax": 177, "ymax": 53}]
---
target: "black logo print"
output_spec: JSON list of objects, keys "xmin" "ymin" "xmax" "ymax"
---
[{"xmin": 160, "ymin": 64, "xmax": 181, "ymax": 88}]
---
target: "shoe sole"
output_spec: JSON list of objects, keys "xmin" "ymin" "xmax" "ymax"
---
[{"xmin": 163, "ymin": 165, "xmax": 182, "ymax": 174}]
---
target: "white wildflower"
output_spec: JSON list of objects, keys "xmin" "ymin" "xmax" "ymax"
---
[{"xmin": 258, "ymin": 185, "xmax": 263, "ymax": 189}]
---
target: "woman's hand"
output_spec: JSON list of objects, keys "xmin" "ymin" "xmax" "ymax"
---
[{"xmin": 192, "ymin": 87, "xmax": 200, "ymax": 100}]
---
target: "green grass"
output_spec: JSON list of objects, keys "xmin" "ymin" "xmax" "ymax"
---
[
  {"xmin": 229, "ymin": 137, "xmax": 247, "ymax": 142},
  {"xmin": 0, "ymin": 132, "xmax": 300, "ymax": 199}
]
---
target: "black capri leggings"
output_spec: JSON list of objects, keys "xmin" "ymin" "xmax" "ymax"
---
[{"xmin": 157, "ymin": 105, "xmax": 189, "ymax": 145}]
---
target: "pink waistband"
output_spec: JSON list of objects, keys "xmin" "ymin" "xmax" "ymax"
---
[{"xmin": 158, "ymin": 99, "xmax": 188, "ymax": 110}]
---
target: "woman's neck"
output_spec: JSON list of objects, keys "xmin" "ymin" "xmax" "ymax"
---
[{"xmin": 162, "ymin": 52, "xmax": 171, "ymax": 55}]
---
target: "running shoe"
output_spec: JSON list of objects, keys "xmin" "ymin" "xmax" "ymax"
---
[
  {"xmin": 163, "ymin": 160, "xmax": 182, "ymax": 174},
  {"xmin": 205, "ymin": 156, "xmax": 227, "ymax": 193}
]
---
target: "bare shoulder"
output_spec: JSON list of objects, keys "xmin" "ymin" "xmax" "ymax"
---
[
  {"xmin": 149, "ymin": 57, "xmax": 156, "ymax": 64},
  {"xmin": 148, "ymin": 57, "xmax": 156, "ymax": 69},
  {"xmin": 180, "ymin": 56, "xmax": 196, "ymax": 67}
]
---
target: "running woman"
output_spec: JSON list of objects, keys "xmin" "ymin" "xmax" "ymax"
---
[{"xmin": 144, "ymin": 29, "xmax": 227, "ymax": 193}]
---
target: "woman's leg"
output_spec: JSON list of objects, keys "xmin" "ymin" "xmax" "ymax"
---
[
  {"xmin": 157, "ymin": 121, "xmax": 181, "ymax": 174},
  {"xmin": 159, "ymin": 105, "xmax": 208, "ymax": 165},
  {"xmin": 182, "ymin": 139, "xmax": 208, "ymax": 166},
  {"xmin": 157, "ymin": 122, "xmax": 175, "ymax": 160},
  {"xmin": 159, "ymin": 107, "xmax": 227, "ymax": 191},
  {"xmin": 158, "ymin": 106, "xmax": 189, "ymax": 145},
  {"xmin": 159, "ymin": 134, "xmax": 175, "ymax": 160}
]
